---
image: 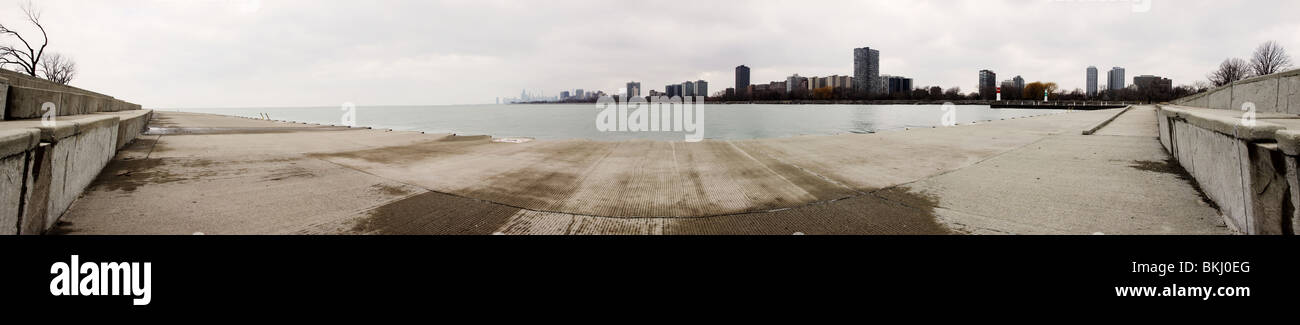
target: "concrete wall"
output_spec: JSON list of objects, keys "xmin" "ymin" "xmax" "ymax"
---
[
  {"xmin": 1, "ymin": 69, "xmax": 141, "ymax": 120},
  {"xmin": 0, "ymin": 111, "xmax": 151, "ymax": 234},
  {"xmin": 1175, "ymin": 69, "xmax": 1300, "ymax": 114},
  {"xmin": 0, "ymin": 69, "xmax": 112, "ymax": 99},
  {"xmin": 0, "ymin": 76, "xmax": 8, "ymax": 120},
  {"xmin": 1271, "ymin": 130, "xmax": 1300, "ymax": 235},
  {"xmin": 1158, "ymin": 105, "xmax": 1292, "ymax": 234},
  {"xmin": 0, "ymin": 128, "xmax": 40, "ymax": 235},
  {"xmin": 98, "ymin": 110, "xmax": 153, "ymax": 150},
  {"xmin": 0, "ymin": 68, "xmax": 150, "ymax": 235},
  {"xmin": 1163, "ymin": 69, "xmax": 1300, "ymax": 235}
]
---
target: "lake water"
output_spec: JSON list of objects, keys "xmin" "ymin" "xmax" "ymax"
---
[{"xmin": 171, "ymin": 104, "xmax": 1070, "ymax": 141}]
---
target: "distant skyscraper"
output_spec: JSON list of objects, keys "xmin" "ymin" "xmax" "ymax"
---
[
  {"xmin": 830, "ymin": 75, "xmax": 853, "ymax": 89},
  {"xmin": 695, "ymin": 80, "xmax": 708, "ymax": 98},
  {"xmin": 1108, "ymin": 67, "xmax": 1126, "ymax": 91},
  {"xmin": 560, "ymin": 91, "xmax": 570, "ymax": 99},
  {"xmin": 665, "ymin": 84, "xmax": 685, "ymax": 98},
  {"xmin": 626, "ymin": 82, "xmax": 641, "ymax": 98},
  {"xmin": 735, "ymin": 65, "xmax": 751, "ymax": 98},
  {"xmin": 853, "ymin": 47, "xmax": 880, "ymax": 95},
  {"xmin": 979, "ymin": 70, "xmax": 997, "ymax": 100},
  {"xmin": 1012, "ymin": 75, "xmax": 1024, "ymax": 90},
  {"xmin": 575, "ymin": 89, "xmax": 585, "ymax": 99},
  {"xmin": 1086, "ymin": 66, "xmax": 1099, "ymax": 97},
  {"xmin": 808, "ymin": 76, "xmax": 829, "ymax": 90},
  {"xmin": 1134, "ymin": 75, "xmax": 1173, "ymax": 93},
  {"xmin": 786, "ymin": 74, "xmax": 808, "ymax": 93},
  {"xmin": 883, "ymin": 75, "xmax": 913, "ymax": 95},
  {"xmin": 683, "ymin": 81, "xmax": 696, "ymax": 97}
]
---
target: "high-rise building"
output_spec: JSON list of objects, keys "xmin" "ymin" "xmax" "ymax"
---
[
  {"xmin": 575, "ymin": 89, "xmax": 585, "ymax": 99},
  {"xmin": 1134, "ymin": 75, "xmax": 1173, "ymax": 93},
  {"xmin": 829, "ymin": 75, "xmax": 853, "ymax": 89},
  {"xmin": 883, "ymin": 75, "xmax": 913, "ymax": 95},
  {"xmin": 1108, "ymin": 67, "xmax": 1126, "ymax": 91},
  {"xmin": 786, "ymin": 74, "xmax": 808, "ymax": 93},
  {"xmin": 560, "ymin": 91, "xmax": 571, "ymax": 100},
  {"xmin": 1012, "ymin": 76, "xmax": 1025, "ymax": 90},
  {"xmin": 626, "ymin": 82, "xmax": 642, "ymax": 98},
  {"xmin": 682, "ymin": 81, "xmax": 696, "ymax": 97},
  {"xmin": 979, "ymin": 70, "xmax": 997, "ymax": 100},
  {"xmin": 1086, "ymin": 66, "xmax": 1098, "ymax": 97},
  {"xmin": 695, "ymin": 80, "xmax": 708, "ymax": 98},
  {"xmin": 807, "ymin": 76, "xmax": 829, "ymax": 90},
  {"xmin": 853, "ymin": 47, "xmax": 881, "ymax": 95},
  {"xmin": 735, "ymin": 65, "xmax": 751, "ymax": 98},
  {"xmin": 665, "ymin": 84, "xmax": 684, "ymax": 98}
]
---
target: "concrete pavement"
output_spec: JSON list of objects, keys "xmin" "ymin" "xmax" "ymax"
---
[{"xmin": 55, "ymin": 107, "xmax": 1228, "ymax": 235}]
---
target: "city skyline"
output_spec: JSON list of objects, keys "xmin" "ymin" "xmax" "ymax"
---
[{"xmin": 6, "ymin": 0, "xmax": 1298, "ymax": 107}]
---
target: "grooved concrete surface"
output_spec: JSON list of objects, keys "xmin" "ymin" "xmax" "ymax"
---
[{"xmin": 56, "ymin": 109, "xmax": 1228, "ymax": 235}]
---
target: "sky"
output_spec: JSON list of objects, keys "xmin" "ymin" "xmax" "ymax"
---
[{"xmin": 2, "ymin": 0, "xmax": 1298, "ymax": 108}]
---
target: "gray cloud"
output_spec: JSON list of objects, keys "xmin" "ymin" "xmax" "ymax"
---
[{"xmin": 3, "ymin": 0, "xmax": 1298, "ymax": 107}]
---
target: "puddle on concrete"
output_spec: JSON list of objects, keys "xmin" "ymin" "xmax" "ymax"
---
[
  {"xmin": 667, "ymin": 186, "xmax": 951, "ymax": 235},
  {"xmin": 350, "ymin": 191, "xmax": 520, "ymax": 235},
  {"xmin": 1131, "ymin": 158, "xmax": 1221, "ymax": 211},
  {"xmin": 93, "ymin": 158, "xmax": 176, "ymax": 193}
]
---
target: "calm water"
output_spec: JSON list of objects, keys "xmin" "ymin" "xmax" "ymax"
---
[{"xmin": 172, "ymin": 104, "xmax": 1070, "ymax": 141}]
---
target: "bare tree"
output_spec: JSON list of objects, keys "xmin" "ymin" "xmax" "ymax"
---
[
  {"xmin": 1208, "ymin": 58, "xmax": 1251, "ymax": 87},
  {"xmin": 1250, "ymin": 41, "xmax": 1293, "ymax": 76},
  {"xmin": 0, "ymin": 2, "xmax": 49, "ymax": 77},
  {"xmin": 40, "ymin": 53, "xmax": 75, "ymax": 84}
]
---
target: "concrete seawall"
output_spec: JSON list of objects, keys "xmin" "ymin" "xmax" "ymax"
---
[
  {"xmin": 1161, "ymin": 68, "xmax": 1300, "ymax": 235},
  {"xmin": 0, "ymin": 70, "xmax": 149, "ymax": 235},
  {"xmin": 1173, "ymin": 69, "xmax": 1300, "ymax": 113},
  {"xmin": 0, "ymin": 69, "xmax": 142, "ymax": 119}
]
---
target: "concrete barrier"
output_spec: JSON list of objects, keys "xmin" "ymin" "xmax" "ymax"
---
[
  {"xmin": 38, "ymin": 115, "xmax": 119, "ymax": 231},
  {"xmin": 0, "ymin": 69, "xmax": 113, "ymax": 99},
  {"xmin": 1272, "ymin": 130, "xmax": 1300, "ymax": 235},
  {"xmin": 0, "ymin": 114, "xmax": 122, "ymax": 233},
  {"xmin": 1157, "ymin": 105, "xmax": 1294, "ymax": 234},
  {"xmin": 0, "ymin": 76, "xmax": 8, "ymax": 120},
  {"xmin": 1160, "ymin": 69, "xmax": 1300, "ymax": 235},
  {"xmin": 95, "ymin": 109, "xmax": 154, "ymax": 150},
  {"xmin": 0, "ymin": 128, "xmax": 40, "ymax": 235},
  {"xmin": 1, "ymin": 69, "xmax": 141, "ymax": 120},
  {"xmin": 5, "ymin": 86, "xmax": 60, "ymax": 119},
  {"xmin": 0, "ymin": 69, "xmax": 148, "ymax": 234},
  {"xmin": 1175, "ymin": 69, "xmax": 1300, "ymax": 114}
]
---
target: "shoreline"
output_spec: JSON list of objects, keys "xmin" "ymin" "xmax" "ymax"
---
[{"xmin": 172, "ymin": 108, "xmax": 1078, "ymax": 143}]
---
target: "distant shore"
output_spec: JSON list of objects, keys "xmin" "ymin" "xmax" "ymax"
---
[{"xmin": 513, "ymin": 99, "xmax": 1141, "ymax": 109}]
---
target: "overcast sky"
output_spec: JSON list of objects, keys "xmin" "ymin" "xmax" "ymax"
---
[{"xmin": 2, "ymin": 0, "xmax": 1298, "ymax": 108}]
